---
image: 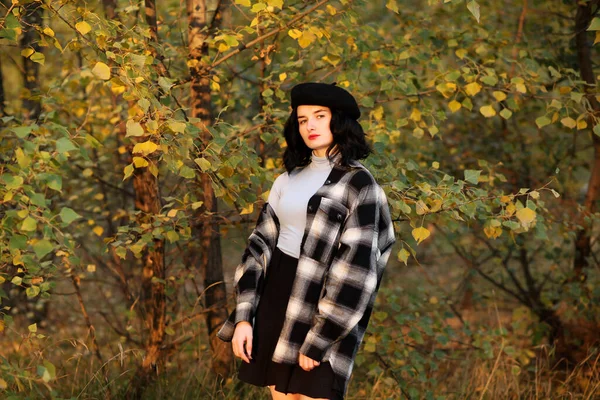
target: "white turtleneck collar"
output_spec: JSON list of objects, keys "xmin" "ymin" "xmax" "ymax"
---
[{"xmin": 309, "ymin": 151, "xmax": 340, "ymax": 170}]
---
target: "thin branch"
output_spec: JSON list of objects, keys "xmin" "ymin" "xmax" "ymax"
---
[{"xmin": 211, "ymin": 0, "xmax": 330, "ymax": 69}]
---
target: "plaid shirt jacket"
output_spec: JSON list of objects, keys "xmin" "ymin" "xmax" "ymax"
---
[{"xmin": 217, "ymin": 160, "xmax": 396, "ymax": 394}]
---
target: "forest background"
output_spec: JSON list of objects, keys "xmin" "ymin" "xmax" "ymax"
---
[{"xmin": 1, "ymin": 0, "xmax": 599, "ymax": 399}]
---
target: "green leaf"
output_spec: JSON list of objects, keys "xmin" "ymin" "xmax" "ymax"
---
[
  {"xmin": 11, "ymin": 125, "xmax": 35, "ymax": 138},
  {"xmin": 535, "ymin": 116, "xmax": 551, "ymax": 129},
  {"xmin": 166, "ymin": 231, "xmax": 179, "ymax": 243},
  {"xmin": 26, "ymin": 285, "xmax": 40, "ymax": 298},
  {"xmin": 588, "ymin": 17, "xmax": 600, "ymax": 31},
  {"xmin": 464, "ymin": 169, "xmax": 481, "ymax": 184},
  {"xmin": 499, "ymin": 109, "xmax": 513, "ymax": 119},
  {"xmin": 3, "ymin": 174, "xmax": 24, "ymax": 190},
  {"xmin": 593, "ymin": 124, "xmax": 600, "ymax": 137},
  {"xmin": 158, "ymin": 77, "xmax": 175, "ymax": 93},
  {"xmin": 179, "ymin": 165, "xmax": 196, "ymax": 178},
  {"xmin": 467, "ymin": 1, "xmax": 481, "ymax": 23},
  {"xmin": 386, "ymin": 0, "xmax": 399, "ymax": 13},
  {"xmin": 33, "ymin": 240, "xmax": 53, "ymax": 259},
  {"xmin": 9, "ymin": 235, "xmax": 27, "ymax": 251},
  {"xmin": 30, "ymin": 52, "xmax": 45, "ymax": 65},
  {"xmin": 21, "ymin": 216, "xmax": 37, "ymax": 232},
  {"xmin": 45, "ymin": 174, "xmax": 63, "ymax": 191},
  {"xmin": 194, "ymin": 157, "xmax": 212, "ymax": 172},
  {"xmin": 11, "ymin": 276, "xmax": 23, "ymax": 286},
  {"xmin": 56, "ymin": 137, "xmax": 77, "ymax": 153},
  {"xmin": 59, "ymin": 207, "xmax": 82, "ymax": 225},
  {"xmin": 28, "ymin": 323, "xmax": 37, "ymax": 333}
]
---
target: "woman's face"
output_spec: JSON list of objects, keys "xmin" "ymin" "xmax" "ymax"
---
[{"xmin": 296, "ymin": 105, "xmax": 333, "ymax": 157}]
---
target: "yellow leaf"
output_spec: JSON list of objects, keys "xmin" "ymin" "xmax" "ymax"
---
[
  {"xmin": 516, "ymin": 207, "xmax": 536, "ymax": 227},
  {"xmin": 21, "ymin": 48, "xmax": 34, "ymax": 58},
  {"xmin": 240, "ymin": 204, "xmax": 254, "ymax": 215},
  {"xmin": 133, "ymin": 157, "xmax": 149, "ymax": 168},
  {"xmin": 167, "ymin": 209, "xmax": 179, "ymax": 218},
  {"xmin": 397, "ymin": 248, "xmax": 410, "ymax": 265},
  {"xmin": 515, "ymin": 83, "xmax": 527, "ymax": 93},
  {"xmin": 93, "ymin": 226, "xmax": 104, "ymax": 236},
  {"xmin": 455, "ymin": 48, "xmax": 468, "ymax": 59},
  {"xmin": 132, "ymin": 141, "xmax": 158, "ymax": 156},
  {"xmin": 0, "ymin": 377, "xmax": 7, "ymax": 389},
  {"xmin": 28, "ymin": 323, "xmax": 37, "ymax": 333},
  {"xmin": 436, "ymin": 82, "xmax": 456, "ymax": 98},
  {"xmin": 326, "ymin": 5, "xmax": 337, "ymax": 15},
  {"xmin": 530, "ymin": 190, "xmax": 540, "ymax": 199},
  {"xmin": 76, "ymin": 21, "xmax": 92, "ymax": 35},
  {"xmin": 432, "ymin": 161, "xmax": 439, "ymax": 169},
  {"xmin": 448, "ymin": 100, "xmax": 461, "ymax": 113},
  {"xmin": 412, "ymin": 227, "xmax": 431, "ymax": 245},
  {"xmin": 506, "ymin": 202, "xmax": 516, "ymax": 216},
  {"xmin": 168, "ymin": 121, "xmax": 186, "ymax": 134},
  {"xmin": 484, "ymin": 226, "xmax": 502, "ymax": 239},
  {"xmin": 235, "ymin": 0, "xmax": 251, "ymax": 6},
  {"xmin": 594, "ymin": 31, "xmax": 600, "ymax": 45},
  {"xmin": 92, "ymin": 62, "xmax": 111, "ymax": 80},
  {"xmin": 218, "ymin": 42, "xmax": 229, "ymax": 52},
  {"xmin": 288, "ymin": 29, "xmax": 302, "ymax": 39},
  {"xmin": 493, "ymin": 91, "xmax": 507, "ymax": 101},
  {"xmin": 298, "ymin": 30, "xmax": 316, "ymax": 48},
  {"xmin": 266, "ymin": 0, "xmax": 283, "ymax": 9},
  {"xmin": 410, "ymin": 108, "xmax": 422, "ymax": 121},
  {"xmin": 500, "ymin": 195, "xmax": 511, "ymax": 203},
  {"xmin": 561, "ymin": 117, "xmax": 576, "ymax": 129},
  {"xmin": 480, "ymin": 105, "xmax": 496, "ymax": 118},
  {"xmin": 465, "ymin": 82, "xmax": 482, "ymax": 96},
  {"xmin": 577, "ymin": 119, "xmax": 587, "ymax": 130},
  {"xmin": 87, "ymin": 264, "xmax": 96, "ymax": 272},
  {"xmin": 386, "ymin": 0, "xmax": 399, "ymax": 13},
  {"xmin": 43, "ymin": 27, "xmax": 55, "ymax": 37},
  {"xmin": 370, "ymin": 105, "xmax": 384, "ymax": 121},
  {"xmin": 279, "ymin": 72, "xmax": 287, "ymax": 82},
  {"xmin": 192, "ymin": 201, "xmax": 204, "ymax": 210},
  {"xmin": 429, "ymin": 296, "xmax": 439, "ymax": 304},
  {"xmin": 415, "ymin": 200, "xmax": 430, "ymax": 215}
]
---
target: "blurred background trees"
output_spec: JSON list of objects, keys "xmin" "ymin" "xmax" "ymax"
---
[{"xmin": 0, "ymin": 0, "xmax": 598, "ymax": 398}]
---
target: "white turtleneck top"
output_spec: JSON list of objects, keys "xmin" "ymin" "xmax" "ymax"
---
[{"xmin": 267, "ymin": 154, "xmax": 335, "ymax": 258}]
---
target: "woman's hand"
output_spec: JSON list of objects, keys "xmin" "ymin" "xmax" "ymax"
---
[
  {"xmin": 298, "ymin": 353, "xmax": 320, "ymax": 371},
  {"xmin": 232, "ymin": 321, "xmax": 253, "ymax": 363}
]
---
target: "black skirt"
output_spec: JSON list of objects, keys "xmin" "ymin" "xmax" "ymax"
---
[{"xmin": 238, "ymin": 247, "xmax": 345, "ymax": 400}]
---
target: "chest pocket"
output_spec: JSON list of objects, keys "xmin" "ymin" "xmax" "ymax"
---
[{"xmin": 307, "ymin": 197, "xmax": 349, "ymax": 266}]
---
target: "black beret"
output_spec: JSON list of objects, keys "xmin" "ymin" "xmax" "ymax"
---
[{"xmin": 291, "ymin": 82, "xmax": 361, "ymax": 120}]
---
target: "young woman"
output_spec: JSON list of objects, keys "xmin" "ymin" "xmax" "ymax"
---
[{"xmin": 218, "ymin": 82, "xmax": 396, "ymax": 400}]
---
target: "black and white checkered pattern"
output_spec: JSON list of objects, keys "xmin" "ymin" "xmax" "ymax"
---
[{"xmin": 217, "ymin": 161, "xmax": 396, "ymax": 396}]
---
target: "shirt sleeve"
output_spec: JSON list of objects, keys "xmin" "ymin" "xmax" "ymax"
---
[{"xmin": 299, "ymin": 180, "xmax": 381, "ymax": 361}]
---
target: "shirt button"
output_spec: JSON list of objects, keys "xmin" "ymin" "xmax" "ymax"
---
[
  {"xmin": 308, "ymin": 205, "xmax": 313, "ymax": 212},
  {"xmin": 337, "ymin": 213, "xmax": 343, "ymax": 221},
  {"xmin": 325, "ymin": 180, "xmax": 331, "ymax": 185}
]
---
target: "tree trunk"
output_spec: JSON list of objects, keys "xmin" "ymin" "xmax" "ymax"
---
[
  {"xmin": 187, "ymin": 0, "xmax": 233, "ymax": 377},
  {"xmin": 573, "ymin": 0, "xmax": 600, "ymax": 276},
  {"xmin": 102, "ymin": 0, "xmax": 117, "ymax": 20},
  {"xmin": 129, "ymin": 166, "xmax": 166, "ymax": 396},
  {"xmin": 127, "ymin": 1, "xmax": 167, "ymax": 396},
  {"xmin": 20, "ymin": 2, "xmax": 42, "ymax": 120},
  {"xmin": 0, "ymin": 55, "xmax": 5, "ymax": 117}
]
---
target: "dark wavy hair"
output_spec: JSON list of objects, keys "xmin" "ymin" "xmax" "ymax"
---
[{"xmin": 282, "ymin": 108, "xmax": 371, "ymax": 173}]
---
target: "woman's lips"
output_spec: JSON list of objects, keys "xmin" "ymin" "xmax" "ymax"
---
[{"xmin": 308, "ymin": 134, "xmax": 320, "ymax": 140}]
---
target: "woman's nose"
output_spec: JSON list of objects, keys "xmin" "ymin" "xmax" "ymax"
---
[{"xmin": 307, "ymin": 118, "xmax": 316, "ymax": 130}]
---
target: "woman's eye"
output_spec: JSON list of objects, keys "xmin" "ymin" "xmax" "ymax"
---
[{"xmin": 299, "ymin": 120, "xmax": 306, "ymax": 125}]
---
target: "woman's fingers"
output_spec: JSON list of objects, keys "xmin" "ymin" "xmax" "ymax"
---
[
  {"xmin": 244, "ymin": 335, "xmax": 253, "ymax": 361},
  {"xmin": 232, "ymin": 322, "xmax": 252, "ymax": 363},
  {"xmin": 299, "ymin": 354, "xmax": 320, "ymax": 371}
]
